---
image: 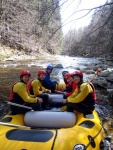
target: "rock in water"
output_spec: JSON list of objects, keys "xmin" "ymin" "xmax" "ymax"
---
[{"xmin": 54, "ymin": 64, "xmax": 64, "ymax": 68}]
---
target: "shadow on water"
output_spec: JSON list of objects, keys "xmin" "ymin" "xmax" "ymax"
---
[{"xmin": 0, "ymin": 56, "xmax": 113, "ymax": 143}]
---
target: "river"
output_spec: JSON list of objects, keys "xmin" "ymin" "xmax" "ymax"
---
[
  {"xmin": 0, "ymin": 55, "xmax": 113, "ymax": 145},
  {"xmin": 0, "ymin": 56, "xmax": 99, "ymax": 100}
]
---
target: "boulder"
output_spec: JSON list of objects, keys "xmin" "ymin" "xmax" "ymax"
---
[
  {"xmin": 106, "ymin": 73, "xmax": 113, "ymax": 82},
  {"xmin": 54, "ymin": 64, "xmax": 64, "ymax": 69},
  {"xmin": 98, "ymin": 70, "xmax": 110, "ymax": 77},
  {"xmin": 92, "ymin": 77, "xmax": 108, "ymax": 89}
]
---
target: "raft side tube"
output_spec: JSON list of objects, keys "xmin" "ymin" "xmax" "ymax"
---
[
  {"xmin": 24, "ymin": 111, "xmax": 76, "ymax": 128},
  {"xmin": 48, "ymin": 94, "xmax": 64, "ymax": 102}
]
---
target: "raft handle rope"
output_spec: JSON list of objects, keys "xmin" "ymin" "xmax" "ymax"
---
[
  {"xmin": 51, "ymin": 129, "xmax": 58, "ymax": 150},
  {"xmin": 85, "ymin": 127, "xmax": 103, "ymax": 149}
]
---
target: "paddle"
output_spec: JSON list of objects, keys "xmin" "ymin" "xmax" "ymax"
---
[
  {"xmin": 4, "ymin": 101, "xmax": 33, "ymax": 110},
  {"xmin": 79, "ymin": 69, "xmax": 102, "ymax": 104},
  {"xmin": 79, "ymin": 69, "xmax": 101, "ymax": 92},
  {"xmin": 0, "ymin": 122, "xmax": 31, "ymax": 130}
]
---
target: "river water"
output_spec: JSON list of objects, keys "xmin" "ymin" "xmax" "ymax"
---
[
  {"xmin": 0, "ymin": 56, "xmax": 99, "ymax": 100},
  {"xmin": 0, "ymin": 55, "xmax": 113, "ymax": 143}
]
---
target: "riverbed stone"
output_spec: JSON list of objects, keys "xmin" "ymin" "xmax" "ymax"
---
[
  {"xmin": 106, "ymin": 73, "xmax": 113, "ymax": 82},
  {"xmin": 96, "ymin": 92, "xmax": 108, "ymax": 102},
  {"xmin": 74, "ymin": 67, "xmax": 80, "ymax": 70},
  {"xmin": 82, "ymin": 69, "xmax": 95, "ymax": 74},
  {"xmin": 98, "ymin": 70, "xmax": 110, "ymax": 77},
  {"xmin": 92, "ymin": 77, "xmax": 108, "ymax": 89},
  {"xmin": 54, "ymin": 64, "xmax": 64, "ymax": 68}
]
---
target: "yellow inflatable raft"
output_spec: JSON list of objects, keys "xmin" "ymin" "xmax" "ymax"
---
[{"xmin": 0, "ymin": 109, "xmax": 106, "ymax": 150}]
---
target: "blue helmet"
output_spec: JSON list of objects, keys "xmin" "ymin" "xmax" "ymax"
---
[{"xmin": 47, "ymin": 65, "xmax": 53, "ymax": 70}]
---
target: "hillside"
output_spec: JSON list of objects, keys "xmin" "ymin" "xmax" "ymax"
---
[{"xmin": 0, "ymin": 0, "xmax": 62, "ymax": 58}]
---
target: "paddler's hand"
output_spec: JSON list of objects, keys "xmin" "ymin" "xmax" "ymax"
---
[
  {"xmin": 55, "ymin": 90, "xmax": 62, "ymax": 94},
  {"xmin": 63, "ymin": 92, "xmax": 67, "ymax": 96},
  {"xmin": 36, "ymin": 97, "xmax": 43, "ymax": 103},
  {"xmin": 62, "ymin": 99, "xmax": 67, "ymax": 104},
  {"xmin": 47, "ymin": 90, "xmax": 51, "ymax": 94},
  {"xmin": 61, "ymin": 87, "xmax": 66, "ymax": 92}
]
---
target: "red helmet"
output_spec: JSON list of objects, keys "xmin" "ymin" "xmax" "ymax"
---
[
  {"xmin": 72, "ymin": 71, "xmax": 83, "ymax": 78},
  {"xmin": 38, "ymin": 70, "xmax": 46, "ymax": 76},
  {"xmin": 20, "ymin": 70, "xmax": 31, "ymax": 77},
  {"xmin": 65, "ymin": 73, "xmax": 72, "ymax": 79}
]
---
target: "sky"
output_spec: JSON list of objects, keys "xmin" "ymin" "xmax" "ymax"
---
[{"xmin": 60, "ymin": 0, "xmax": 108, "ymax": 34}]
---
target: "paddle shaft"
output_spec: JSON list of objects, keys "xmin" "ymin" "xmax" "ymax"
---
[
  {"xmin": 6, "ymin": 101, "xmax": 33, "ymax": 110},
  {"xmin": 0, "ymin": 122, "xmax": 30, "ymax": 129},
  {"xmin": 80, "ymin": 73, "xmax": 97, "ymax": 92},
  {"xmin": 78, "ymin": 72, "xmax": 102, "ymax": 104}
]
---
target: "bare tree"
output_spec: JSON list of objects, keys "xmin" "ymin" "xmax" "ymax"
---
[
  {"xmin": 62, "ymin": 1, "xmax": 113, "ymax": 58},
  {"xmin": 0, "ymin": 0, "xmax": 62, "ymax": 54}
]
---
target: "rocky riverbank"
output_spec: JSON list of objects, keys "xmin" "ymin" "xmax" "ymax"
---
[
  {"xmin": 71, "ymin": 58, "xmax": 113, "ymax": 107},
  {"xmin": 54, "ymin": 58, "xmax": 113, "ymax": 118},
  {"xmin": 0, "ymin": 44, "xmax": 55, "ymax": 61},
  {"xmin": 53, "ymin": 58, "xmax": 113, "ymax": 109}
]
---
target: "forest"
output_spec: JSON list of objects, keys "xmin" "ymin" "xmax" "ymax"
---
[
  {"xmin": 0, "ymin": 0, "xmax": 62, "ymax": 56},
  {"xmin": 63, "ymin": 0, "xmax": 113, "ymax": 59},
  {"xmin": 0, "ymin": 0, "xmax": 113, "ymax": 59}
]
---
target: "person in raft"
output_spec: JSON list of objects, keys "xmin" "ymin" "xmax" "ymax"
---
[
  {"xmin": 62, "ymin": 71, "xmax": 69, "ymax": 85},
  {"xmin": 56, "ymin": 73, "xmax": 77, "ymax": 99},
  {"xmin": 42, "ymin": 65, "xmax": 57, "ymax": 93},
  {"xmin": 60, "ymin": 71, "xmax": 71, "ymax": 92},
  {"xmin": 62, "ymin": 71, "xmax": 96, "ymax": 114},
  {"xmin": 9, "ymin": 70, "xmax": 43, "ymax": 114},
  {"xmin": 27, "ymin": 70, "xmax": 51, "ymax": 110}
]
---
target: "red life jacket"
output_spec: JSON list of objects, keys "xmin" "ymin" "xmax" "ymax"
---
[
  {"xmin": 89, "ymin": 82, "xmax": 97, "ymax": 101},
  {"xmin": 9, "ymin": 82, "xmax": 17, "ymax": 100},
  {"xmin": 64, "ymin": 77, "xmax": 68, "ymax": 85},
  {"xmin": 66, "ymin": 81, "xmax": 77, "ymax": 97},
  {"xmin": 9, "ymin": 81, "xmax": 28, "ymax": 104},
  {"xmin": 27, "ymin": 78, "xmax": 35, "ymax": 94}
]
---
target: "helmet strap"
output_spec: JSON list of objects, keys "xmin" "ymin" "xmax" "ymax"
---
[{"xmin": 20, "ymin": 78, "xmax": 27, "ymax": 84}]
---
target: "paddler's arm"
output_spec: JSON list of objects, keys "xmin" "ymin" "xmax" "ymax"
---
[
  {"xmin": 67, "ymin": 83, "xmax": 93, "ymax": 103},
  {"xmin": 32, "ymin": 80, "xmax": 43, "ymax": 96},
  {"xmin": 14, "ymin": 84, "xmax": 37, "ymax": 103}
]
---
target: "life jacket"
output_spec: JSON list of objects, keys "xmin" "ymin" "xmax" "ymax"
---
[
  {"xmin": 64, "ymin": 77, "xmax": 68, "ymax": 85},
  {"xmin": 27, "ymin": 78, "xmax": 36, "ymax": 95},
  {"xmin": 9, "ymin": 81, "xmax": 25, "ymax": 104},
  {"xmin": 9, "ymin": 82, "xmax": 17, "ymax": 100},
  {"xmin": 76, "ymin": 82, "xmax": 96, "ymax": 108},
  {"xmin": 89, "ymin": 82, "xmax": 97, "ymax": 101},
  {"xmin": 66, "ymin": 81, "xmax": 77, "ymax": 97},
  {"xmin": 78, "ymin": 82, "xmax": 96, "ymax": 101}
]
